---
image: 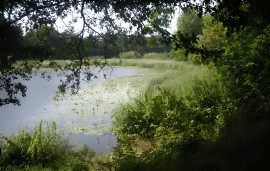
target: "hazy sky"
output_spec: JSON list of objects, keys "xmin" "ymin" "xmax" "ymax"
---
[{"xmin": 55, "ymin": 7, "xmax": 181, "ymax": 36}]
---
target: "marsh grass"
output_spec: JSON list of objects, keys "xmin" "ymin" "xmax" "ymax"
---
[
  {"xmin": 108, "ymin": 58, "xmax": 190, "ymax": 70},
  {"xmin": 0, "ymin": 121, "xmax": 89, "ymax": 170}
]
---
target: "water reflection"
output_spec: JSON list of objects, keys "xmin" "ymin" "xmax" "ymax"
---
[{"xmin": 70, "ymin": 133, "xmax": 117, "ymax": 154}]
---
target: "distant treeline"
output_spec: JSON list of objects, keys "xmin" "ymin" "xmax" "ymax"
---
[{"xmin": 20, "ymin": 27, "xmax": 171, "ymax": 60}]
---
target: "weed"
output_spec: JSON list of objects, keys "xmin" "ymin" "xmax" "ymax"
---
[{"xmin": 0, "ymin": 121, "xmax": 70, "ymax": 168}]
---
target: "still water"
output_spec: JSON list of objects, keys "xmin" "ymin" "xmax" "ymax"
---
[{"xmin": 0, "ymin": 67, "xmax": 142, "ymax": 154}]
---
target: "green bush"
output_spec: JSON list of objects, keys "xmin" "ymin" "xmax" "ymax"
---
[
  {"xmin": 113, "ymin": 88, "xmax": 186, "ymax": 139},
  {"xmin": 188, "ymin": 54, "xmax": 202, "ymax": 65},
  {"xmin": 142, "ymin": 52, "xmax": 170, "ymax": 60},
  {"xmin": 87, "ymin": 55, "xmax": 104, "ymax": 59},
  {"xmin": 0, "ymin": 121, "xmax": 69, "ymax": 167},
  {"xmin": 119, "ymin": 51, "xmax": 142, "ymax": 59},
  {"xmin": 173, "ymin": 113, "xmax": 270, "ymax": 170},
  {"xmin": 111, "ymin": 73, "xmax": 233, "ymax": 170},
  {"xmin": 80, "ymin": 144, "xmax": 96, "ymax": 157},
  {"xmin": 170, "ymin": 48, "xmax": 188, "ymax": 61},
  {"xmin": 113, "ymin": 74, "xmax": 230, "ymax": 141},
  {"xmin": 183, "ymin": 77, "xmax": 232, "ymax": 140}
]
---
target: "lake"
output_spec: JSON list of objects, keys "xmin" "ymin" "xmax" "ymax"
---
[{"xmin": 0, "ymin": 67, "xmax": 142, "ymax": 154}]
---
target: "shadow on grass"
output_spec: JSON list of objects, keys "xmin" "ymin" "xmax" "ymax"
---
[{"xmin": 173, "ymin": 111, "xmax": 270, "ymax": 171}]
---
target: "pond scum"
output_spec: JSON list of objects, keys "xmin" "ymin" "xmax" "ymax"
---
[{"xmin": 1, "ymin": 58, "xmax": 269, "ymax": 170}]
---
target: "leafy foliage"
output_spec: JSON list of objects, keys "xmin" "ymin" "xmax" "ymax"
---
[
  {"xmin": 0, "ymin": 121, "xmax": 101, "ymax": 170},
  {"xmin": 195, "ymin": 15, "xmax": 270, "ymax": 115},
  {"xmin": 111, "ymin": 69, "xmax": 233, "ymax": 170},
  {"xmin": 171, "ymin": 7, "xmax": 203, "ymax": 61},
  {"xmin": 0, "ymin": 121, "xmax": 68, "ymax": 167},
  {"xmin": 142, "ymin": 52, "xmax": 170, "ymax": 60},
  {"xmin": 114, "ymin": 74, "xmax": 228, "ymax": 139},
  {"xmin": 170, "ymin": 48, "xmax": 187, "ymax": 61},
  {"xmin": 177, "ymin": 8, "xmax": 203, "ymax": 37},
  {"xmin": 119, "ymin": 51, "xmax": 142, "ymax": 59}
]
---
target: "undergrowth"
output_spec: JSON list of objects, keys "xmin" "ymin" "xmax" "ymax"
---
[
  {"xmin": 108, "ymin": 61, "xmax": 234, "ymax": 170},
  {"xmin": 107, "ymin": 58, "xmax": 269, "ymax": 170},
  {"xmin": 0, "ymin": 121, "xmax": 90, "ymax": 170}
]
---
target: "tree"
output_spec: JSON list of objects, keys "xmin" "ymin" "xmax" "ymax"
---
[
  {"xmin": 177, "ymin": 8, "xmax": 203, "ymax": 37},
  {"xmin": 195, "ymin": 2, "xmax": 270, "ymax": 115},
  {"xmin": 1, "ymin": 0, "xmax": 270, "ymax": 106},
  {"xmin": 0, "ymin": 0, "xmax": 176, "ymax": 105},
  {"xmin": 171, "ymin": 7, "xmax": 203, "ymax": 61}
]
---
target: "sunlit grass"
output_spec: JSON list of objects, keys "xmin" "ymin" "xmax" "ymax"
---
[{"xmin": 107, "ymin": 58, "xmax": 189, "ymax": 70}]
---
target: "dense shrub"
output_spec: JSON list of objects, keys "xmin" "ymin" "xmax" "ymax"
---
[
  {"xmin": 188, "ymin": 54, "xmax": 202, "ymax": 65},
  {"xmin": 142, "ymin": 52, "xmax": 170, "ymax": 60},
  {"xmin": 113, "ymin": 88, "xmax": 186, "ymax": 139},
  {"xmin": 113, "ymin": 74, "xmax": 230, "ymax": 142},
  {"xmin": 119, "ymin": 51, "xmax": 142, "ymax": 59},
  {"xmin": 110, "ymin": 73, "xmax": 233, "ymax": 170},
  {"xmin": 0, "ymin": 121, "xmax": 69, "ymax": 167},
  {"xmin": 172, "ymin": 110, "xmax": 270, "ymax": 170},
  {"xmin": 170, "ymin": 48, "xmax": 188, "ymax": 61}
]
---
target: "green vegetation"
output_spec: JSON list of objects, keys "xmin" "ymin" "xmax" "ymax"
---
[
  {"xmin": 0, "ymin": 121, "xmax": 89, "ymax": 170},
  {"xmin": 108, "ymin": 64, "xmax": 231, "ymax": 170},
  {"xmin": 142, "ymin": 52, "xmax": 170, "ymax": 60},
  {"xmin": 170, "ymin": 8, "xmax": 203, "ymax": 61},
  {"xmin": 1, "ymin": 0, "xmax": 270, "ymax": 170},
  {"xmin": 108, "ymin": 58, "xmax": 186, "ymax": 70},
  {"xmin": 1, "ymin": 51, "xmax": 270, "ymax": 169},
  {"xmin": 104, "ymin": 5, "xmax": 270, "ymax": 170},
  {"xmin": 119, "ymin": 51, "xmax": 142, "ymax": 59},
  {"xmin": 1, "ymin": 58, "xmax": 211, "ymax": 170}
]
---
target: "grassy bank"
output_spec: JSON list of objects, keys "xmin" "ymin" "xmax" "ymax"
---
[
  {"xmin": 0, "ymin": 121, "xmax": 89, "ymax": 170},
  {"xmin": 4, "ymin": 57, "xmax": 265, "ymax": 170},
  {"xmin": 1, "ymin": 58, "xmax": 210, "ymax": 170}
]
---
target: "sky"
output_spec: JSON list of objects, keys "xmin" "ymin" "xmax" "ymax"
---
[{"xmin": 55, "ymin": 7, "xmax": 181, "ymax": 36}]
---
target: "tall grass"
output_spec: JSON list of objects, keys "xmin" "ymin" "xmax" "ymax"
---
[
  {"xmin": 108, "ymin": 59, "xmax": 235, "ymax": 170},
  {"xmin": 0, "ymin": 121, "xmax": 89, "ymax": 170},
  {"xmin": 107, "ymin": 58, "xmax": 195, "ymax": 70}
]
